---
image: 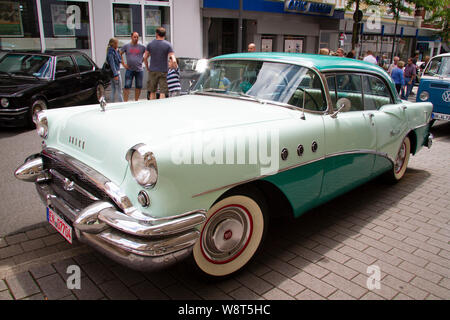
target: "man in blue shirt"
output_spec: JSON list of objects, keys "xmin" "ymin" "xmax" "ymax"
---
[{"xmin": 143, "ymin": 27, "xmax": 177, "ymax": 100}]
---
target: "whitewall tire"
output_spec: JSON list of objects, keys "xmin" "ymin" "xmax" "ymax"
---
[
  {"xmin": 392, "ymin": 136, "xmax": 411, "ymax": 182},
  {"xmin": 193, "ymin": 192, "xmax": 268, "ymax": 278}
]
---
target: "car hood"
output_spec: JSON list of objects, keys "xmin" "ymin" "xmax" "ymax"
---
[
  {"xmin": 0, "ymin": 77, "xmax": 44, "ymax": 96},
  {"xmin": 49, "ymin": 94, "xmax": 297, "ymax": 184}
]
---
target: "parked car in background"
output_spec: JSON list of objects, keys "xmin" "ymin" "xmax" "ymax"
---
[
  {"xmin": 0, "ymin": 51, "xmax": 110, "ymax": 127},
  {"xmin": 15, "ymin": 52, "xmax": 433, "ymax": 278},
  {"xmin": 416, "ymin": 53, "xmax": 450, "ymax": 124},
  {"xmin": 178, "ymin": 57, "xmax": 208, "ymax": 94}
]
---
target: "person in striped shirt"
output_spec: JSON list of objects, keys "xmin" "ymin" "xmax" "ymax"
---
[{"xmin": 167, "ymin": 58, "xmax": 181, "ymax": 97}]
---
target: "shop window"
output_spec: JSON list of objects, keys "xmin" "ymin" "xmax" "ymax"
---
[
  {"xmin": 40, "ymin": 0, "xmax": 92, "ymax": 57},
  {"xmin": 144, "ymin": 5, "xmax": 171, "ymax": 43},
  {"xmin": 0, "ymin": 0, "xmax": 41, "ymax": 52},
  {"xmin": 113, "ymin": 3, "xmax": 142, "ymax": 46}
]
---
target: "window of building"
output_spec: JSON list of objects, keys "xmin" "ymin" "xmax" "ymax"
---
[
  {"xmin": 40, "ymin": 0, "xmax": 92, "ymax": 57},
  {"xmin": 0, "ymin": 0, "xmax": 41, "ymax": 52},
  {"xmin": 144, "ymin": 5, "xmax": 171, "ymax": 43}
]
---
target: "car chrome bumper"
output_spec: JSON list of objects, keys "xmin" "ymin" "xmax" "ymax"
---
[{"xmin": 15, "ymin": 153, "xmax": 207, "ymax": 272}]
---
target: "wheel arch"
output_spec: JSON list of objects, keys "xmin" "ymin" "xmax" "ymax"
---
[{"xmin": 213, "ymin": 179, "xmax": 294, "ymax": 219}]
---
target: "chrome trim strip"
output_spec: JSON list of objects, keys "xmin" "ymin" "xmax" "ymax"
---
[
  {"xmin": 0, "ymin": 107, "xmax": 29, "ymax": 116},
  {"xmin": 192, "ymin": 149, "xmax": 394, "ymax": 198}
]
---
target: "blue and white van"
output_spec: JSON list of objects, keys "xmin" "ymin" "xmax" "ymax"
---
[{"xmin": 417, "ymin": 53, "xmax": 450, "ymax": 122}]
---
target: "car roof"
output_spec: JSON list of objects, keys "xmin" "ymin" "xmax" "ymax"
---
[
  {"xmin": 431, "ymin": 53, "xmax": 450, "ymax": 59},
  {"xmin": 212, "ymin": 52, "xmax": 388, "ymax": 74}
]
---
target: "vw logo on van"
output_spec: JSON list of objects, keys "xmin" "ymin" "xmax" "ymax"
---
[{"xmin": 443, "ymin": 91, "xmax": 450, "ymax": 103}]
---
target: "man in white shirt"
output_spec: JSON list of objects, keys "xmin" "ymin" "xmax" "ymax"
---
[{"xmin": 363, "ymin": 50, "xmax": 377, "ymax": 64}]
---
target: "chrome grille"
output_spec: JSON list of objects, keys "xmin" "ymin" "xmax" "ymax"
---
[{"xmin": 42, "ymin": 153, "xmax": 113, "ymax": 211}]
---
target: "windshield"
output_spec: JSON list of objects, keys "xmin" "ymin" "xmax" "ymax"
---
[
  {"xmin": 425, "ymin": 56, "xmax": 450, "ymax": 77},
  {"xmin": 0, "ymin": 54, "xmax": 52, "ymax": 79},
  {"xmin": 192, "ymin": 60, "xmax": 326, "ymax": 110}
]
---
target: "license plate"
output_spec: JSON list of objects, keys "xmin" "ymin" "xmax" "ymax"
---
[
  {"xmin": 47, "ymin": 207, "xmax": 73, "ymax": 244},
  {"xmin": 432, "ymin": 113, "xmax": 450, "ymax": 121}
]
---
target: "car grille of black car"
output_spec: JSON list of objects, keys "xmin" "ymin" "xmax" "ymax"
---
[{"xmin": 42, "ymin": 153, "xmax": 113, "ymax": 212}]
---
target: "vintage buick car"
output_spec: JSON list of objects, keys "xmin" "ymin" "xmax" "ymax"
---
[
  {"xmin": 0, "ymin": 51, "xmax": 109, "ymax": 127},
  {"xmin": 416, "ymin": 53, "xmax": 450, "ymax": 124},
  {"xmin": 15, "ymin": 53, "xmax": 433, "ymax": 278}
]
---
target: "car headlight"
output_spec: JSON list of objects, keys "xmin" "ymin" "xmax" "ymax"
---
[
  {"xmin": 419, "ymin": 91, "xmax": 429, "ymax": 101},
  {"xmin": 34, "ymin": 111, "xmax": 48, "ymax": 139},
  {"xmin": 126, "ymin": 144, "xmax": 158, "ymax": 188},
  {"xmin": 1, "ymin": 98, "xmax": 9, "ymax": 108}
]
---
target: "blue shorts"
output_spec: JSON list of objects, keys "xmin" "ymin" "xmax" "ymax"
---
[{"xmin": 124, "ymin": 69, "xmax": 144, "ymax": 89}]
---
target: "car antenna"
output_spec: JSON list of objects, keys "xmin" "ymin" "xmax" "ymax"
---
[{"xmin": 300, "ymin": 90, "xmax": 306, "ymax": 120}]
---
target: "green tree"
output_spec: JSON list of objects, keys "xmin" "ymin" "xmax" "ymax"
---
[{"xmin": 416, "ymin": 0, "xmax": 450, "ymax": 43}]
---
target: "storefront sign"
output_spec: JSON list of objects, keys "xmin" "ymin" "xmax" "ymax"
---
[{"xmin": 284, "ymin": 0, "xmax": 335, "ymax": 16}]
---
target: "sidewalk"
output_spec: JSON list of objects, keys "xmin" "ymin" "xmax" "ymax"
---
[{"xmin": 1, "ymin": 88, "xmax": 449, "ymax": 301}]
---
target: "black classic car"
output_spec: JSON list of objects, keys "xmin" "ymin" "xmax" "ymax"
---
[{"xmin": 0, "ymin": 51, "xmax": 110, "ymax": 127}]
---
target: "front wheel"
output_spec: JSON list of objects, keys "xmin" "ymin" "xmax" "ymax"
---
[{"xmin": 192, "ymin": 189, "xmax": 269, "ymax": 278}]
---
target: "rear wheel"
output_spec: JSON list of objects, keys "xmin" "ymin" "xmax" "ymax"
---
[
  {"xmin": 386, "ymin": 136, "xmax": 411, "ymax": 183},
  {"xmin": 192, "ymin": 189, "xmax": 269, "ymax": 278}
]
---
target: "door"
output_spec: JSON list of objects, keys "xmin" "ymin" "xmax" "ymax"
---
[
  {"xmin": 321, "ymin": 74, "xmax": 377, "ymax": 201},
  {"xmin": 47, "ymin": 56, "xmax": 81, "ymax": 108},
  {"xmin": 73, "ymin": 53, "xmax": 97, "ymax": 103}
]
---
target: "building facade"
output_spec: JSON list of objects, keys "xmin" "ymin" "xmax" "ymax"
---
[
  {"xmin": 0, "ymin": 0, "xmax": 444, "ymax": 66},
  {"xmin": 0, "ymin": 0, "xmax": 203, "ymax": 65}
]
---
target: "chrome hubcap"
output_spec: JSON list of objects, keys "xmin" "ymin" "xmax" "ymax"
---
[
  {"xmin": 201, "ymin": 206, "xmax": 251, "ymax": 263},
  {"xmin": 395, "ymin": 141, "xmax": 406, "ymax": 174}
]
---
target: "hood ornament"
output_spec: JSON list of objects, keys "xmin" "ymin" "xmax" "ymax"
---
[{"xmin": 99, "ymin": 96, "xmax": 107, "ymax": 112}]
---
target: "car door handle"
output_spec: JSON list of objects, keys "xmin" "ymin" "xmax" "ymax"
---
[{"xmin": 402, "ymin": 105, "xmax": 407, "ymax": 111}]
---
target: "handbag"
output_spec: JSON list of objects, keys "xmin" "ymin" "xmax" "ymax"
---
[{"xmin": 102, "ymin": 61, "xmax": 114, "ymax": 79}]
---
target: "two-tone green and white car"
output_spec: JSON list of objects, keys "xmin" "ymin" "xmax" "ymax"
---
[{"xmin": 15, "ymin": 53, "xmax": 433, "ymax": 278}]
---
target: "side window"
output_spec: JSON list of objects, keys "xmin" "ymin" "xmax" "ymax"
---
[
  {"xmin": 288, "ymin": 70, "xmax": 327, "ymax": 111},
  {"xmin": 55, "ymin": 56, "xmax": 76, "ymax": 76},
  {"xmin": 74, "ymin": 54, "xmax": 94, "ymax": 73},
  {"xmin": 336, "ymin": 74, "xmax": 363, "ymax": 111},
  {"xmin": 362, "ymin": 75, "xmax": 393, "ymax": 110}
]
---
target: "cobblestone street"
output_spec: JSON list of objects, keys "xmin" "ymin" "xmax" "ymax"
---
[{"xmin": 1, "ymin": 118, "xmax": 449, "ymax": 301}]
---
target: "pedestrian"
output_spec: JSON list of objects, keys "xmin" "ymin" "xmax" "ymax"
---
[
  {"xmin": 391, "ymin": 60, "xmax": 405, "ymax": 99},
  {"xmin": 387, "ymin": 56, "xmax": 399, "ymax": 75},
  {"xmin": 248, "ymin": 43, "xmax": 256, "ymax": 52},
  {"xmin": 346, "ymin": 50, "xmax": 354, "ymax": 58},
  {"xmin": 106, "ymin": 37, "xmax": 123, "ymax": 102},
  {"xmin": 363, "ymin": 50, "xmax": 377, "ymax": 64},
  {"xmin": 143, "ymin": 27, "xmax": 177, "ymax": 100},
  {"xmin": 120, "ymin": 32, "xmax": 146, "ymax": 101},
  {"xmin": 403, "ymin": 57, "xmax": 417, "ymax": 99},
  {"xmin": 319, "ymin": 48, "xmax": 329, "ymax": 55},
  {"xmin": 336, "ymin": 48, "xmax": 345, "ymax": 57},
  {"xmin": 167, "ymin": 58, "xmax": 181, "ymax": 97}
]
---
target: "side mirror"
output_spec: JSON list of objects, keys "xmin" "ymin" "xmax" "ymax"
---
[{"xmin": 331, "ymin": 98, "xmax": 351, "ymax": 118}]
